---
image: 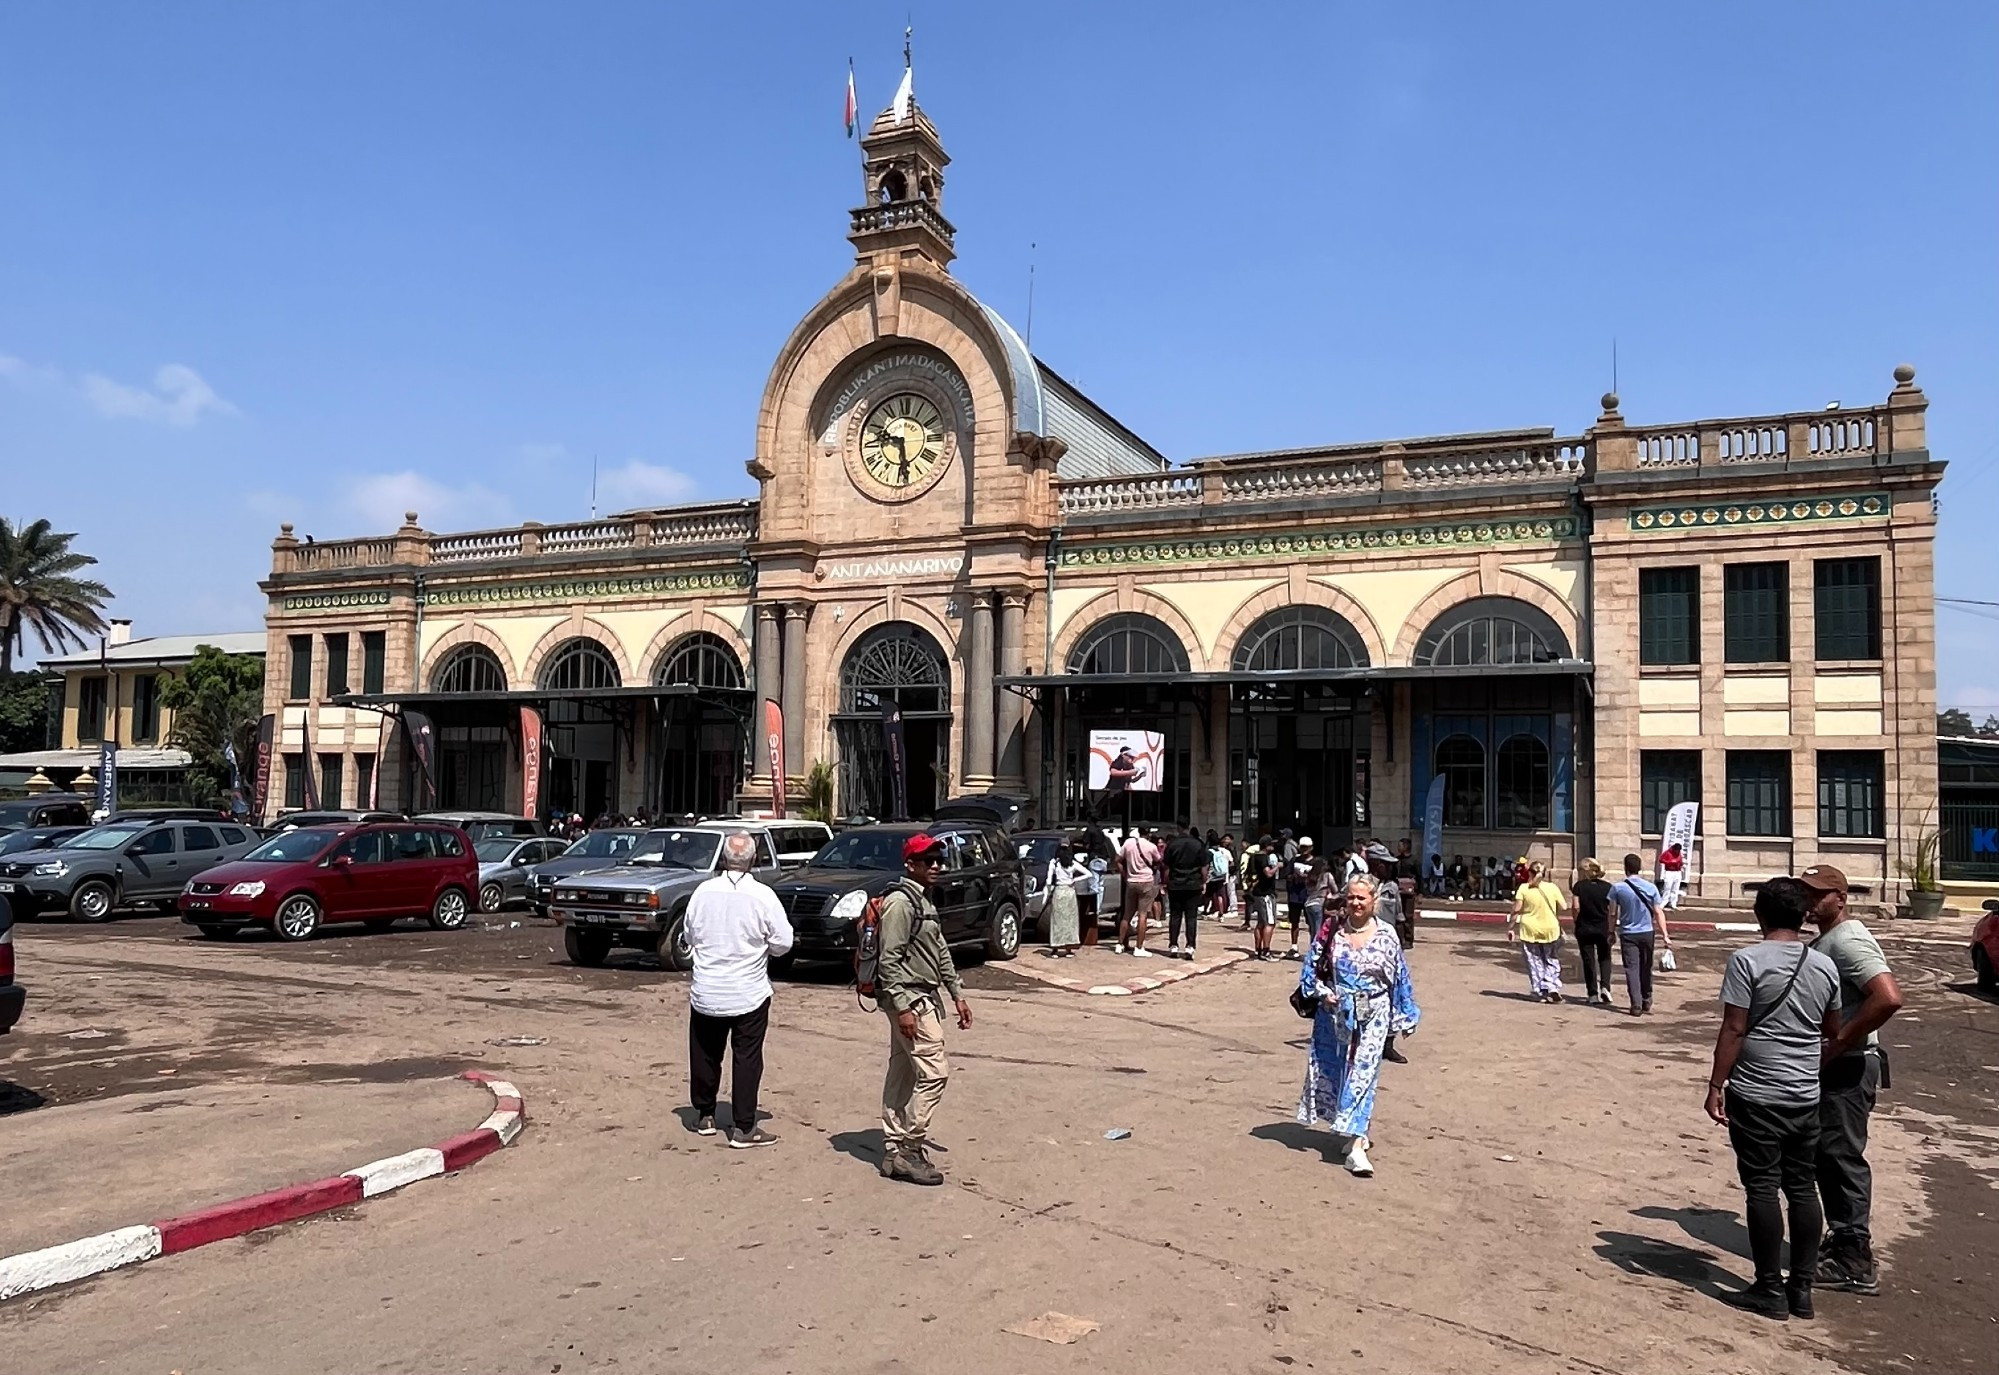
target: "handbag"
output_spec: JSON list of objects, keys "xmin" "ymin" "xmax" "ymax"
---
[
  {"xmin": 1288, "ymin": 986, "xmax": 1322, "ymax": 1019},
  {"xmin": 1658, "ymin": 946, "xmax": 1678, "ymax": 972}
]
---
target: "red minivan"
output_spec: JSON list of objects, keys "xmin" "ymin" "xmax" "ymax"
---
[{"xmin": 178, "ymin": 822, "xmax": 478, "ymax": 941}]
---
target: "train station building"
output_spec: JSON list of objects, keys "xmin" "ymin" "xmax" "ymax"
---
[{"xmin": 262, "ymin": 93, "xmax": 1944, "ymax": 905}]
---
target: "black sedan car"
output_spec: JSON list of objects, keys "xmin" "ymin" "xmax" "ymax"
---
[{"xmin": 771, "ymin": 821, "xmax": 1026, "ymax": 964}]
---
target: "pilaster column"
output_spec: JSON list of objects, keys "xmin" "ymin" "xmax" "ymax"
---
[
  {"xmin": 964, "ymin": 592, "xmax": 996, "ymax": 789},
  {"xmin": 750, "ymin": 604, "xmax": 782, "ymax": 785},
  {"xmin": 995, "ymin": 590, "xmax": 1028, "ymax": 789},
  {"xmin": 780, "ymin": 603, "xmax": 809, "ymax": 784}
]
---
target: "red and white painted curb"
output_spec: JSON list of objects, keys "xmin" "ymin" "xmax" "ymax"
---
[
  {"xmin": 1414, "ymin": 907, "xmax": 1758, "ymax": 934},
  {"xmin": 0, "ymin": 1069, "xmax": 524, "ymax": 1303}
]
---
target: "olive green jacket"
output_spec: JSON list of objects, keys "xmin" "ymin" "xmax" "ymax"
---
[{"xmin": 875, "ymin": 881, "xmax": 963, "ymax": 1015}]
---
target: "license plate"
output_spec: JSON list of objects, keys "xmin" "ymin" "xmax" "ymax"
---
[
  {"xmin": 0, "ymin": 882, "xmax": 14, "ymax": 892},
  {"xmin": 580, "ymin": 911, "xmax": 606, "ymax": 924}
]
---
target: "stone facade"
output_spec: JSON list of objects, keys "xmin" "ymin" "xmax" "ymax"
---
[{"xmin": 257, "ymin": 97, "xmax": 1944, "ymax": 906}]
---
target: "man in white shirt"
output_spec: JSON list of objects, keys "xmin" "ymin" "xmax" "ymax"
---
[{"xmin": 684, "ymin": 830, "xmax": 794, "ymax": 1148}]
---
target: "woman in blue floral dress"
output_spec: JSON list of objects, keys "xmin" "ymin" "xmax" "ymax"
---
[{"xmin": 1296, "ymin": 874, "xmax": 1420, "ymax": 1176}]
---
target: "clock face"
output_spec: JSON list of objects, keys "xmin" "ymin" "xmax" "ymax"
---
[{"xmin": 859, "ymin": 394, "xmax": 946, "ymax": 490}]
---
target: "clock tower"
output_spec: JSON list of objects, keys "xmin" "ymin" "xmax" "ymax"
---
[{"xmin": 847, "ymin": 86, "xmax": 955, "ymax": 271}]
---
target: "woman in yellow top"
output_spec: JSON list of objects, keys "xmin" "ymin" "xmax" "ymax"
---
[{"xmin": 1508, "ymin": 859, "xmax": 1567, "ymax": 1003}]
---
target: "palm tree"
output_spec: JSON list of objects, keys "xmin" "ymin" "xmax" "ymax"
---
[{"xmin": 0, "ymin": 518, "xmax": 112, "ymax": 672}]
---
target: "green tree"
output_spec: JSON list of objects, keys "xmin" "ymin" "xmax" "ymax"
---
[
  {"xmin": 0, "ymin": 671, "xmax": 55, "ymax": 753},
  {"xmin": 0, "ymin": 518, "xmax": 112, "ymax": 673},
  {"xmin": 159, "ymin": 646, "xmax": 265, "ymax": 805},
  {"xmin": 1939, "ymin": 707, "xmax": 1974, "ymax": 737}
]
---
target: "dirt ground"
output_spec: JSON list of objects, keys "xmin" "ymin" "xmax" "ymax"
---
[{"xmin": 0, "ymin": 909, "xmax": 1991, "ymax": 1375}]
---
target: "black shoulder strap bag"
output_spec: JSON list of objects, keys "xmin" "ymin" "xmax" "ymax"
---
[{"xmin": 1746, "ymin": 947, "xmax": 1810, "ymax": 1035}]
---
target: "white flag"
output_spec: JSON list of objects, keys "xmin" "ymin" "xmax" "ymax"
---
[{"xmin": 891, "ymin": 65, "xmax": 913, "ymax": 124}]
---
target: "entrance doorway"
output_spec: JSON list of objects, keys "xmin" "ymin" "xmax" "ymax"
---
[
  {"xmin": 541, "ymin": 638, "xmax": 621, "ymax": 821},
  {"xmin": 836, "ymin": 622, "xmax": 952, "ymax": 820},
  {"xmin": 651, "ymin": 633, "xmax": 749, "ymax": 817},
  {"xmin": 1230, "ymin": 686, "xmax": 1363, "ymax": 849}
]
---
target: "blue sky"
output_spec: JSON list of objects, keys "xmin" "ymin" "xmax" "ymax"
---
[{"xmin": 2, "ymin": 2, "xmax": 1994, "ymax": 702}]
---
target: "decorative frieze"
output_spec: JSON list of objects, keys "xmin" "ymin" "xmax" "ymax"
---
[
  {"xmin": 1627, "ymin": 492, "xmax": 1889, "ymax": 534},
  {"xmin": 281, "ymin": 588, "xmax": 394, "ymax": 611},
  {"xmin": 424, "ymin": 568, "xmax": 753, "ymax": 608},
  {"xmin": 1059, "ymin": 515, "xmax": 1581, "ymax": 569}
]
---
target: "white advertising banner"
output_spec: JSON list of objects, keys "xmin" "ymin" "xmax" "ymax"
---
[
  {"xmin": 1659, "ymin": 800, "xmax": 1699, "ymax": 909},
  {"xmin": 1087, "ymin": 729, "xmax": 1165, "ymax": 793}
]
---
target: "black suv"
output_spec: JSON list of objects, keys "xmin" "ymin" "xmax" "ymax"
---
[{"xmin": 772, "ymin": 821, "xmax": 1026, "ymax": 964}]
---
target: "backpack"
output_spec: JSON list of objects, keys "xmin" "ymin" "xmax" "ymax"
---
[{"xmin": 854, "ymin": 879, "xmax": 924, "ymax": 1007}]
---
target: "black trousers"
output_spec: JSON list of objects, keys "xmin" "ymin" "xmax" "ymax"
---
[
  {"xmin": 1575, "ymin": 931, "xmax": 1613, "ymax": 998},
  {"xmin": 689, "ymin": 998, "xmax": 770, "ymax": 1134},
  {"xmin": 1818, "ymin": 1052, "xmax": 1881, "ymax": 1245},
  {"xmin": 1168, "ymin": 889, "xmax": 1201, "ymax": 948},
  {"xmin": 1725, "ymin": 1089, "xmax": 1823, "ymax": 1285}
]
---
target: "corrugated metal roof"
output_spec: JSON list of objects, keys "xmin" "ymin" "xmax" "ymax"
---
[
  {"xmin": 0, "ymin": 747, "xmax": 193, "ymax": 769},
  {"xmin": 971, "ymin": 297, "xmax": 1166, "ymax": 479},
  {"xmin": 38, "ymin": 632, "xmax": 265, "ymax": 668}
]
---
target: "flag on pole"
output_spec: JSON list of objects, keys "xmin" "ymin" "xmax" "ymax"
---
[
  {"xmin": 844, "ymin": 61, "xmax": 858, "ymax": 137},
  {"xmin": 891, "ymin": 64, "xmax": 913, "ymax": 125}
]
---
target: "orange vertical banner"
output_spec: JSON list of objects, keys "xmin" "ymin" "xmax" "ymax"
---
[{"xmin": 763, "ymin": 698, "xmax": 786, "ymax": 818}]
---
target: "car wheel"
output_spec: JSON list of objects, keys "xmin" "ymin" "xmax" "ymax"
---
[
  {"xmin": 985, "ymin": 900, "xmax": 1022, "ymax": 961},
  {"xmin": 564, "ymin": 925, "xmax": 611, "ymax": 967},
  {"xmin": 478, "ymin": 882, "xmax": 504, "ymax": 913},
  {"xmin": 69, "ymin": 879, "xmax": 115, "ymax": 923},
  {"xmin": 273, "ymin": 895, "xmax": 321, "ymax": 941},
  {"xmin": 428, "ymin": 887, "xmax": 470, "ymax": 931},
  {"xmin": 658, "ymin": 906, "xmax": 693, "ymax": 972},
  {"xmin": 192, "ymin": 924, "xmax": 230, "ymax": 940},
  {"xmin": 1975, "ymin": 944, "xmax": 1998, "ymax": 994}
]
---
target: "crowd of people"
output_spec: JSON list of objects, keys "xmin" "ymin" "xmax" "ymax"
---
[{"xmin": 667, "ymin": 821, "xmax": 1904, "ymax": 1322}]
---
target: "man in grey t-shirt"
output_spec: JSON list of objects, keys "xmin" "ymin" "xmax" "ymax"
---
[
  {"xmin": 1705, "ymin": 877, "xmax": 1842, "ymax": 1319},
  {"xmin": 1802, "ymin": 863, "xmax": 1903, "ymax": 1295}
]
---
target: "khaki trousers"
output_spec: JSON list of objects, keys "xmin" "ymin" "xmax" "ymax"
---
[{"xmin": 881, "ymin": 1000, "xmax": 950, "ymax": 1151}]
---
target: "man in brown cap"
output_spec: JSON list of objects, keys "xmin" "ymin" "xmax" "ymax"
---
[{"xmin": 1800, "ymin": 863, "xmax": 1903, "ymax": 1296}]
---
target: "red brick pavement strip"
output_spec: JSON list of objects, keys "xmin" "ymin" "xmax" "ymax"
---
[
  {"xmin": 1415, "ymin": 907, "xmax": 1757, "ymax": 933},
  {"xmin": 0, "ymin": 1070, "xmax": 526, "ymax": 1303}
]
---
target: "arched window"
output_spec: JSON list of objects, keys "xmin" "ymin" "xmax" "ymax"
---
[
  {"xmin": 431, "ymin": 644, "xmax": 506, "ymax": 694},
  {"xmin": 1494, "ymin": 733, "xmax": 1552, "ymax": 830},
  {"xmin": 539, "ymin": 638, "xmax": 621, "ymax": 691},
  {"xmin": 653, "ymin": 632, "xmax": 744, "ymax": 690},
  {"xmin": 1068, "ymin": 614, "xmax": 1190, "ymax": 676},
  {"xmin": 1436, "ymin": 734, "xmax": 1486, "ymax": 827},
  {"xmin": 841, "ymin": 623, "xmax": 949, "ymax": 713},
  {"xmin": 1414, "ymin": 597, "xmax": 1571, "ymax": 667},
  {"xmin": 1232, "ymin": 605, "xmax": 1369, "ymax": 673}
]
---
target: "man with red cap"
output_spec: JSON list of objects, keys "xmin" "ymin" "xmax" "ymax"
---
[
  {"xmin": 1801, "ymin": 862, "xmax": 1903, "ymax": 1296},
  {"xmin": 874, "ymin": 832, "xmax": 973, "ymax": 1187}
]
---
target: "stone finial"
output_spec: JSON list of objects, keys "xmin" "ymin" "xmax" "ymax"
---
[
  {"xmin": 1892, "ymin": 363, "xmax": 1917, "ymax": 387},
  {"xmin": 404, "ymin": 510, "xmax": 420, "ymax": 525},
  {"xmin": 1600, "ymin": 392, "xmax": 1621, "ymax": 415},
  {"xmin": 279, "ymin": 523, "xmax": 294, "ymax": 537}
]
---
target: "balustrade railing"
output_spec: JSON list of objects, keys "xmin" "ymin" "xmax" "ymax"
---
[
  {"xmin": 1403, "ymin": 443, "xmax": 1586, "ymax": 489},
  {"xmin": 1219, "ymin": 459, "xmax": 1380, "ymax": 500},
  {"xmin": 1057, "ymin": 472, "xmax": 1202, "ymax": 515},
  {"xmin": 289, "ymin": 537, "xmax": 399, "ymax": 570},
  {"xmin": 431, "ymin": 530, "xmax": 523, "ymax": 563}
]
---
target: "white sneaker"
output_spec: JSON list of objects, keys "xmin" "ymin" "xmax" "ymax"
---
[
  {"xmin": 1132, "ymin": 947, "xmax": 1152, "ymax": 958},
  {"xmin": 1344, "ymin": 1142, "xmax": 1373, "ymax": 1177},
  {"xmin": 1167, "ymin": 944, "xmax": 1181, "ymax": 956}
]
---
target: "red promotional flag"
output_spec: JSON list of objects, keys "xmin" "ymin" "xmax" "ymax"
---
[
  {"xmin": 843, "ymin": 61, "xmax": 857, "ymax": 137},
  {"xmin": 520, "ymin": 706, "xmax": 546, "ymax": 820},
  {"xmin": 763, "ymin": 698, "xmax": 786, "ymax": 818}
]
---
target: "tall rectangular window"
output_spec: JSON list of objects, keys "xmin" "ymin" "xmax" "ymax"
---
[
  {"xmin": 361, "ymin": 631, "xmax": 386, "ymax": 695},
  {"xmin": 1640, "ymin": 750, "xmax": 1702, "ymax": 835},
  {"xmin": 288, "ymin": 635, "xmax": 313, "ymax": 701},
  {"xmin": 283, "ymin": 753, "xmax": 307, "ymax": 808},
  {"xmin": 1726, "ymin": 750, "xmax": 1791, "ymax": 837},
  {"xmin": 75, "ymin": 675, "xmax": 108, "ymax": 743},
  {"xmin": 1815, "ymin": 557, "xmax": 1881, "ymax": 661},
  {"xmin": 1723, "ymin": 563, "xmax": 1788, "ymax": 663},
  {"xmin": 324, "ymin": 633, "xmax": 349, "ymax": 698},
  {"xmin": 1639, "ymin": 567, "xmax": 1700, "ymax": 666},
  {"xmin": 354, "ymin": 754, "xmax": 375, "ymax": 809},
  {"xmin": 1818, "ymin": 750, "xmax": 1885, "ymax": 838},
  {"xmin": 319, "ymin": 753, "xmax": 344, "ymax": 809},
  {"xmin": 131, "ymin": 673, "xmax": 160, "ymax": 743}
]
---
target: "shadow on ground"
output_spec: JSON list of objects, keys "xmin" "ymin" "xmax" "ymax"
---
[
  {"xmin": 1249, "ymin": 1120, "xmax": 1346, "ymax": 1165},
  {"xmin": 1594, "ymin": 1229, "xmax": 1745, "ymax": 1304}
]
